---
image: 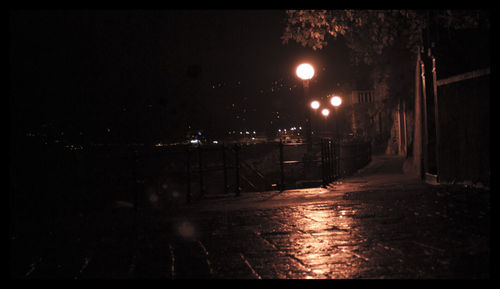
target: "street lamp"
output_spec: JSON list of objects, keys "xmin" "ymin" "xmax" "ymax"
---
[
  {"xmin": 329, "ymin": 95, "xmax": 342, "ymax": 138},
  {"xmin": 296, "ymin": 63, "xmax": 315, "ymax": 154},
  {"xmin": 310, "ymin": 100, "xmax": 320, "ymax": 136},
  {"xmin": 329, "ymin": 95, "xmax": 342, "ymax": 181},
  {"xmin": 296, "ymin": 63, "xmax": 315, "ymax": 81},
  {"xmin": 321, "ymin": 108, "xmax": 330, "ymax": 136},
  {"xmin": 330, "ymin": 95, "xmax": 342, "ymax": 107},
  {"xmin": 310, "ymin": 100, "xmax": 320, "ymax": 110}
]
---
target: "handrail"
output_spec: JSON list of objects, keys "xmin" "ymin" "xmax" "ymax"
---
[
  {"xmin": 240, "ymin": 174, "xmax": 257, "ymax": 191},
  {"xmin": 239, "ymin": 159, "xmax": 272, "ymax": 191},
  {"xmin": 240, "ymin": 159, "xmax": 265, "ymax": 180}
]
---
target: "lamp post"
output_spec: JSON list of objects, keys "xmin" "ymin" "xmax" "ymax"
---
[
  {"xmin": 310, "ymin": 100, "xmax": 320, "ymax": 135},
  {"xmin": 330, "ymin": 95, "xmax": 342, "ymax": 180},
  {"xmin": 296, "ymin": 63, "xmax": 315, "ymax": 153},
  {"xmin": 329, "ymin": 95, "xmax": 342, "ymax": 141},
  {"xmin": 321, "ymin": 108, "xmax": 330, "ymax": 136}
]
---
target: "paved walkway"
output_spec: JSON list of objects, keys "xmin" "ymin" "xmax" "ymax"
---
[{"xmin": 10, "ymin": 155, "xmax": 490, "ymax": 279}]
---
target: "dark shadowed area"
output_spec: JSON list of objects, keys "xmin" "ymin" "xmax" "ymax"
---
[{"xmin": 9, "ymin": 9, "xmax": 490, "ymax": 280}]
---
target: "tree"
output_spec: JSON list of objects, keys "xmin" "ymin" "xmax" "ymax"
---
[
  {"xmin": 281, "ymin": 9, "xmax": 488, "ymax": 118},
  {"xmin": 281, "ymin": 10, "xmax": 487, "ymax": 66},
  {"xmin": 281, "ymin": 9, "xmax": 488, "ymax": 158},
  {"xmin": 281, "ymin": 9, "xmax": 488, "ymax": 103}
]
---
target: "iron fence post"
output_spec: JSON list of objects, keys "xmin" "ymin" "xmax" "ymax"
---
[
  {"xmin": 279, "ymin": 140, "xmax": 284, "ymax": 192},
  {"xmin": 335, "ymin": 139, "xmax": 340, "ymax": 180},
  {"xmin": 222, "ymin": 144, "xmax": 228, "ymax": 194},
  {"xmin": 328, "ymin": 140, "xmax": 334, "ymax": 183},
  {"xmin": 198, "ymin": 144, "xmax": 204, "ymax": 197},
  {"xmin": 234, "ymin": 143, "xmax": 241, "ymax": 196},
  {"xmin": 321, "ymin": 138, "xmax": 327, "ymax": 188},
  {"xmin": 132, "ymin": 149, "xmax": 139, "ymax": 212},
  {"xmin": 186, "ymin": 149, "xmax": 192, "ymax": 204}
]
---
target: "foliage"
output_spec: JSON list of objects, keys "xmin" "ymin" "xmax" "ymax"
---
[
  {"xmin": 281, "ymin": 9, "xmax": 488, "ymax": 146},
  {"xmin": 281, "ymin": 10, "xmax": 487, "ymax": 65}
]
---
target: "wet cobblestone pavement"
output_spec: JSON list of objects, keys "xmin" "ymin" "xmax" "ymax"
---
[{"xmin": 10, "ymin": 155, "xmax": 490, "ymax": 279}]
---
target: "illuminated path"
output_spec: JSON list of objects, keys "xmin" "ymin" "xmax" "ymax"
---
[
  {"xmin": 159, "ymin": 155, "xmax": 489, "ymax": 279},
  {"xmin": 11, "ymin": 155, "xmax": 489, "ymax": 279}
]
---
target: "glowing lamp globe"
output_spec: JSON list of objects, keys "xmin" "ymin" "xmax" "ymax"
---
[
  {"xmin": 330, "ymin": 96, "xmax": 342, "ymax": 107},
  {"xmin": 321, "ymin": 108, "xmax": 330, "ymax": 117},
  {"xmin": 310, "ymin": 100, "xmax": 320, "ymax": 110},
  {"xmin": 296, "ymin": 63, "xmax": 315, "ymax": 80}
]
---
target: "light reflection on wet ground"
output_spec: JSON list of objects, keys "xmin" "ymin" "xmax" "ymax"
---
[
  {"xmin": 182, "ymin": 156, "xmax": 489, "ymax": 279},
  {"xmin": 187, "ymin": 202, "xmax": 360, "ymax": 278},
  {"xmin": 11, "ymin": 156, "xmax": 489, "ymax": 279},
  {"xmin": 286, "ymin": 204, "xmax": 357, "ymax": 278},
  {"xmin": 185, "ymin": 184, "xmax": 488, "ymax": 279}
]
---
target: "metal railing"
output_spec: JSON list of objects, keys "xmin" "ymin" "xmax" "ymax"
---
[
  {"xmin": 12, "ymin": 138, "xmax": 372, "ymax": 216},
  {"xmin": 320, "ymin": 137, "xmax": 372, "ymax": 187}
]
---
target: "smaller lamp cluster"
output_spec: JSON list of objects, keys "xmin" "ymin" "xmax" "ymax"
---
[{"xmin": 310, "ymin": 95, "xmax": 342, "ymax": 118}]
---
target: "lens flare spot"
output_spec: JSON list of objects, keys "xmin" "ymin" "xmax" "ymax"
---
[{"xmin": 178, "ymin": 221, "xmax": 195, "ymax": 239}]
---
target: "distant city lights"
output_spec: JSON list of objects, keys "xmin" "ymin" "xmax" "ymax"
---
[{"xmin": 277, "ymin": 126, "xmax": 304, "ymax": 134}]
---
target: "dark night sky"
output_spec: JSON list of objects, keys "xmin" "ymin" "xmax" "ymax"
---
[{"xmin": 9, "ymin": 10, "xmax": 354, "ymax": 143}]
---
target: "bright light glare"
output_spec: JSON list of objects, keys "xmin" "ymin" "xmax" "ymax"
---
[
  {"xmin": 321, "ymin": 108, "xmax": 330, "ymax": 117},
  {"xmin": 296, "ymin": 63, "xmax": 315, "ymax": 80},
  {"xmin": 310, "ymin": 100, "xmax": 320, "ymax": 110},
  {"xmin": 330, "ymin": 96, "xmax": 342, "ymax": 107}
]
